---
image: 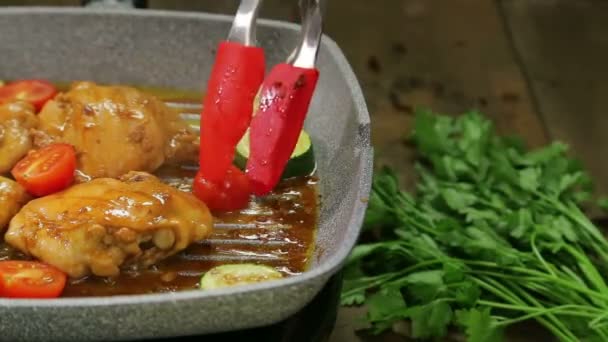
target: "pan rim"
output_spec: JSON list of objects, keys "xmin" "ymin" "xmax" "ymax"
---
[{"xmin": 0, "ymin": 6, "xmax": 372, "ymax": 308}]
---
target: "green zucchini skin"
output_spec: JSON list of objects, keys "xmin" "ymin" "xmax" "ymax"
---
[{"xmin": 234, "ymin": 130, "xmax": 316, "ymax": 180}]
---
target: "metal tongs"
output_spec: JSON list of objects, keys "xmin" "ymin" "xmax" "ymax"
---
[{"xmin": 198, "ymin": 0, "xmax": 323, "ymax": 201}]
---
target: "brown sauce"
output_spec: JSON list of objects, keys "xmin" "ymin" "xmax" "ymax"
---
[{"xmin": 0, "ymin": 85, "xmax": 319, "ymax": 297}]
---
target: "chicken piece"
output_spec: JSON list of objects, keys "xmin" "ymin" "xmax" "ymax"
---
[
  {"xmin": 165, "ymin": 127, "xmax": 199, "ymax": 165},
  {"xmin": 5, "ymin": 171, "xmax": 212, "ymax": 278},
  {"xmin": 34, "ymin": 81, "xmax": 198, "ymax": 180},
  {"xmin": 0, "ymin": 101, "xmax": 38, "ymax": 174},
  {"xmin": 0, "ymin": 176, "xmax": 30, "ymax": 230}
]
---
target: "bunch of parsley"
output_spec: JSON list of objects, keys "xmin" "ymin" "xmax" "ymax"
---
[{"xmin": 342, "ymin": 110, "xmax": 608, "ymax": 341}]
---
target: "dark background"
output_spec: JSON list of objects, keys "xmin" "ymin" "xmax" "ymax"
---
[{"xmin": 2, "ymin": 1, "xmax": 607, "ymax": 341}]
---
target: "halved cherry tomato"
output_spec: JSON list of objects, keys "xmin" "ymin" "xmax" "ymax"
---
[
  {"xmin": 0, "ymin": 80, "xmax": 57, "ymax": 111},
  {"xmin": 193, "ymin": 164, "xmax": 252, "ymax": 212},
  {"xmin": 11, "ymin": 143, "xmax": 76, "ymax": 197},
  {"xmin": 0, "ymin": 261, "xmax": 67, "ymax": 298}
]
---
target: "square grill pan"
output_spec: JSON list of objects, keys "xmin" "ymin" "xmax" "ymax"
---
[{"xmin": 0, "ymin": 7, "xmax": 372, "ymax": 341}]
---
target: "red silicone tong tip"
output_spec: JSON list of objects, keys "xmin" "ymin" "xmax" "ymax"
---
[
  {"xmin": 246, "ymin": 65, "xmax": 319, "ymax": 196},
  {"xmin": 199, "ymin": 42, "xmax": 265, "ymax": 183},
  {"xmin": 198, "ymin": 0, "xmax": 265, "ymax": 183},
  {"xmin": 245, "ymin": 0, "xmax": 323, "ymax": 195}
]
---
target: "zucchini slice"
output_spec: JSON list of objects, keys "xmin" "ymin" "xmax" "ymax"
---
[
  {"xmin": 235, "ymin": 129, "xmax": 316, "ymax": 179},
  {"xmin": 200, "ymin": 264, "xmax": 283, "ymax": 290}
]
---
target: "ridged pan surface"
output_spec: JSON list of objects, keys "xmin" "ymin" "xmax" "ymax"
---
[{"xmin": 0, "ymin": 7, "xmax": 372, "ymax": 341}]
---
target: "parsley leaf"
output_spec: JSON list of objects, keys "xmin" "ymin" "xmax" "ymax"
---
[
  {"xmin": 366, "ymin": 287, "xmax": 408, "ymax": 333},
  {"xmin": 455, "ymin": 307, "xmax": 503, "ymax": 342},
  {"xmin": 408, "ymin": 300, "xmax": 453, "ymax": 339}
]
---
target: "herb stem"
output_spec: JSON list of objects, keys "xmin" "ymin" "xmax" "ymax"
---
[
  {"xmin": 472, "ymin": 276, "xmax": 576, "ymax": 342},
  {"xmin": 509, "ymin": 283, "xmax": 578, "ymax": 342},
  {"xmin": 466, "ymin": 263, "xmax": 608, "ymax": 304},
  {"xmin": 530, "ymin": 232, "xmax": 557, "ymax": 277}
]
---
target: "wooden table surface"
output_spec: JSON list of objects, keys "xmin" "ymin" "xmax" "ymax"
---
[
  {"xmin": 321, "ymin": 1, "xmax": 608, "ymax": 340},
  {"xmin": 2, "ymin": 0, "xmax": 607, "ymax": 340},
  {"xmin": 322, "ymin": 1, "xmax": 608, "ymax": 340}
]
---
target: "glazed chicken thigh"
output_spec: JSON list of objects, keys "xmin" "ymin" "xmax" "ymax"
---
[
  {"xmin": 0, "ymin": 176, "xmax": 30, "ymax": 230},
  {"xmin": 0, "ymin": 101, "xmax": 38, "ymax": 174},
  {"xmin": 5, "ymin": 172, "xmax": 212, "ymax": 278},
  {"xmin": 34, "ymin": 82, "xmax": 197, "ymax": 180}
]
